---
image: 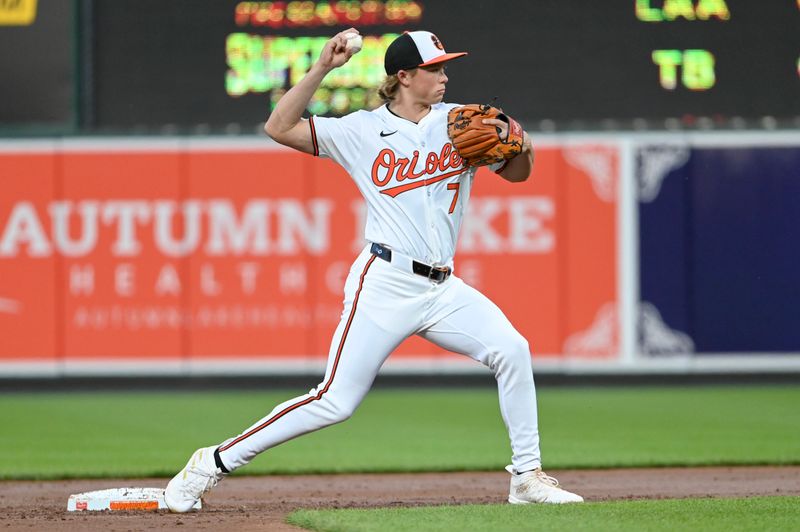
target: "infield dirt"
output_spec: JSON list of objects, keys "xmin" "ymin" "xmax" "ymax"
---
[{"xmin": 1, "ymin": 466, "xmax": 798, "ymax": 531}]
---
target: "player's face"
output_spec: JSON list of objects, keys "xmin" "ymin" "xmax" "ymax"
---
[{"xmin": 411, "ymin": 64, "xmax": 449, "ymax": 104}]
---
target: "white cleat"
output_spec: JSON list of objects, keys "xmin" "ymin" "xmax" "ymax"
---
[
  {"xmin": 164, "ymin": 446, "xmax": 227, "ymax": 512},
  {"xmin": 506, "ymin": 466, "xmax": 584, "ymax": 504}
]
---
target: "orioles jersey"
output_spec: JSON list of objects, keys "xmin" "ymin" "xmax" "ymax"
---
[{"xmin": 310, "ymin": 102, "xmax": 504, "ymax": 267}]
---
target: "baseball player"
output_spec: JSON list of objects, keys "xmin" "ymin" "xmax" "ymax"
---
[{"xmin": 165, "ymin": 29, "xmax": 583, "ymax": 511}]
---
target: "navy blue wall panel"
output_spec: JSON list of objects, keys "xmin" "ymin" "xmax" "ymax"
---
[
  {"xmin": 639, "ymin": 145, "xmax": 800, "ymax": 354},
  {"xmin": 637, "ymin": 151, "xmax": 692, "ymax": 341}
]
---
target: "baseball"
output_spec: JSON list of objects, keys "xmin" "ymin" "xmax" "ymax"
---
[{"xmin": 345, "ymin": 32, "xmax": 362, "ymax": 53}]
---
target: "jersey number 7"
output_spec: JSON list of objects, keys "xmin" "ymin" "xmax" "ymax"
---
[{"xmin": 447, "ymin": 183, "xmax": 460, "ymax": 214}]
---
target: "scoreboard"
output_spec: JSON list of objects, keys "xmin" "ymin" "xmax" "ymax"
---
[
  {"xmin": 0, "ymin": 0, "xmax": 76, "ymax": 131},
  {"xmin": 86, "ymin": 1, "xmax": 800, "ymax": 130}
]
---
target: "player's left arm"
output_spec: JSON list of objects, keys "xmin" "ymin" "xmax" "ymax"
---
[
  {"xmin": 484, "ymin": 117, "xmax": 534, "ymax": 183},
  {"xmin": 496, "ymin": 130, "xmax": 533, "ymax": 182}
]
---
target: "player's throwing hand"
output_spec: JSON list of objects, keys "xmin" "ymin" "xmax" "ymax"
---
[{"xmin": 317, "ymin": 28, "xmax": 360, "ymax": 71}]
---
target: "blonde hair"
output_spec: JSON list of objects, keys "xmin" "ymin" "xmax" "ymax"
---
[{"xmin": 378, "ymin": 74, "xmax": 401, "ymax": 102}]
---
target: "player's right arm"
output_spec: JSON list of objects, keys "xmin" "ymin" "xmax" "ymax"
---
[{"xmin": 264, "ymin": 28, "xmax": 359, "ymax": 154}]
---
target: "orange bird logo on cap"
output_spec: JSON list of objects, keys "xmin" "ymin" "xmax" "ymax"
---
[{"xmin": 431, "ymin": 34, "xmax": 444, "ymax": 50}]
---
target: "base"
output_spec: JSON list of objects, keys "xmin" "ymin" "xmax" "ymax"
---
[{"xmin": 66, "ymin": 487, "xmax": 202, "ymax": 512}]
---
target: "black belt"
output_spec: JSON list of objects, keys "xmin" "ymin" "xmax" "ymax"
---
[{"xmin": 370, "ymin": 243, "xmax": 452, "ymax": 283}]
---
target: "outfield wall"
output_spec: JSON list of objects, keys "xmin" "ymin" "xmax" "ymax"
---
[{"xmin": 1, "ymin": 133, "xmax": 799, "ymax": 376}]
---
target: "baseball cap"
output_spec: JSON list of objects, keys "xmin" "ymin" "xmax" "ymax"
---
[{"xmin": 384, "ymin": 31, "xmax": 467, "ymax": 75}]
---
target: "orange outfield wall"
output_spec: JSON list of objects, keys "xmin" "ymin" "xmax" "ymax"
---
[{"xmin": 0, "ymin": 142, "xmax": 619, "ymax": 364}]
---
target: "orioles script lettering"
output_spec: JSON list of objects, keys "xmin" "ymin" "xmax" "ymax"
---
[{"xmin": 371, "ymin": 143, "xmax": 466, "ymax": 198}]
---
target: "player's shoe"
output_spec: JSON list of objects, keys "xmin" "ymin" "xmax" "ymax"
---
[
  {"xmin": 506, "ymin": 466, "xmax": 584, "ymax": 504},
  {"xmin": 164, "ymin": 446, "xmax": 227, "ymax": 512}
]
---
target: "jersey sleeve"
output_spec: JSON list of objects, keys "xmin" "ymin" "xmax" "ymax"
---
[{"xmin": 308, "ymin": 112, "xmax": 364, "ymax": 174}]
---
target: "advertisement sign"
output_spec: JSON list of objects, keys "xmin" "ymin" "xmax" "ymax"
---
[{"xmin": 0, "ymin": 140, "xmax": 619, "ymax": 366}]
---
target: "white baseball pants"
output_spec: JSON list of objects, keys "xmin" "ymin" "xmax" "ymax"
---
[{"xmin": 217, "ymin": 245, "xmax": 542, "ymax": 473}]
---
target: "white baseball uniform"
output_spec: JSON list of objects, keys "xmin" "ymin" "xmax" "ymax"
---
[{"xmin": 217, "ymin": 102, "xmax": 542, "ymax": 475}]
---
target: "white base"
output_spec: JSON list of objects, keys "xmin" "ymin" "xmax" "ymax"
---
[{"xmin": 67, "ymin": 487, "xmax": 201, "ymax": 512}]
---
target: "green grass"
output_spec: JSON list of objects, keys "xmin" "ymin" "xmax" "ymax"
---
[
  {"xmin": 0, "ymin": 386, "xmax": 798, "ymax": 479},
  {"xmin": 286, "ymin": 496, "xmax": 800, "ymax": 532}
]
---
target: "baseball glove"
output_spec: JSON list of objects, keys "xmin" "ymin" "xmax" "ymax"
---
[{"xmin": 446, "ymin": 104, "xmax": 524, "ymax": 167}]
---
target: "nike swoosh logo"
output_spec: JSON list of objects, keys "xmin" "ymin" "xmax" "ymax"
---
[{"xmin": 380, "ymin": 130, "xmax": 397, "ymax": 137}]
